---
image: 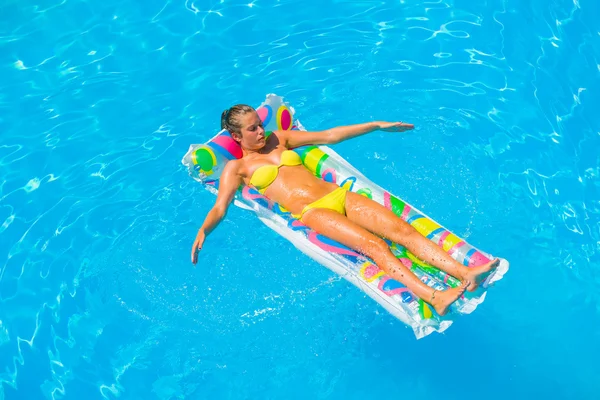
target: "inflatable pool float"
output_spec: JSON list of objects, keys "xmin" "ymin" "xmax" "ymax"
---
[{"xmin": 181, "ymin": 94, "xmax": 509, "ymax": 339}]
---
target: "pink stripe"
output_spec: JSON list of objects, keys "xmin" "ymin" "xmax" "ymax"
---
[
  {"xmin": 437, "ymin": 231, "xmax": 451, "ymax": 247},
  {"xmin": 383, "ymin": 192, "xmax": 391, "ymax": 210},
  {"xmin": 362, "ymin": 262, "xmax": 383, "ymax": 280},
  {"xmin": 377, "ymin": 276, "xmax": 389, "ymax": 291},
  {"xmin": 291, "ymin": 220, "xmax": 307, "ymax": 228},
  {"xmin": 386, "ymin": 287, "xmax": 410, "ymax": 296},
  {"xmin": 448, "ymin": 241, "xmax": 466, "ymax": 256},
  {"xmin": 213, "ymin": 135, "xmax": 242, "ymax": 159},
  {"xmin": 241, "ymin": 186, "xmax": 274, "ymax": 208},
  {"xmin": 377, "ymin": 276, "xmax": 409, "ymax": 296},
  {"xmin": 307, "ymin": 232, "xmax": 360, "ymax": 257},
  {"xmin": 467, "ymin": 250, "xmax": 491, "ymax": 267},
  {"xmin": 401, "ymin": 204, "xmax": 411, "ymax": 220},
  {"xmin": 321, "ymin": 168, "xmax": 337, "ymax": 183},
  {"xmin": 399, "ymin": 258, "xmax": 412, "ymax": 268}
]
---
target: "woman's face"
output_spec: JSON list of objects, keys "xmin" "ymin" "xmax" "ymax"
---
[{"xmin": 235, "ymin": 111, "xmax": 266, "ymax": 150}]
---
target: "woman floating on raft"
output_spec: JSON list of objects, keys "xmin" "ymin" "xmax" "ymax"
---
[{"xmin": 191, "ymin": 105, "xmax": 499, "ymax": 315}]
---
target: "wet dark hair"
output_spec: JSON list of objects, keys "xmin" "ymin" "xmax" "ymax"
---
[{"xmin": 221, "ymin": 104, "xmax": 255, "ymax": 136}]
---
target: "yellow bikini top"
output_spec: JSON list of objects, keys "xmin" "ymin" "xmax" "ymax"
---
[{"xmin": 249, "ymin": 150, "xmax": 302, "ymax": 193}]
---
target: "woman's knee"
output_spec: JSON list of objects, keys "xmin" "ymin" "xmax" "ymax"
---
[
  {"xmin": 395, "ymin": 220, "xmax": 418, "ymax": 238},
  {"xmin": 362, "ymin": 237, "xmax": 391, "ymax": 259}
]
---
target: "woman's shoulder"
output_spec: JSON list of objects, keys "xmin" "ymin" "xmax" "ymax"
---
[
  {"xmin": 269, "ymin": 130, "xmax": 288, "ymax": 145},
  {"xmin": 227, "ymin": 156, "xmax": 255, "ymax": 180},
  {"xmin": 224, "ymin": 158, "xmax": 243, "ymax": 175}
]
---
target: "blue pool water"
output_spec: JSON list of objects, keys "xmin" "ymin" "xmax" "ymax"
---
[{"xmin": 1, "ymin": 0, "xmax": 599, "ymax": 398}]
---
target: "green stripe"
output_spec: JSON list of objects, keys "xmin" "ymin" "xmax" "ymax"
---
[
  {"xmin": 388, "ymin": 194, "xmax": 406, "ymax": 216},
  {"xmin": 298, "ymin": 146, "xmax": 317, "ymax": 164},
  {"xmin": 315, "ymin": 153, "xmax": 329, "ymax": 176}
]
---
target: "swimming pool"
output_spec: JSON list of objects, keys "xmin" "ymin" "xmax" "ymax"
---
[{"xmin": 1, "ymin": 0, "xmax": 599, "ymax": 398}]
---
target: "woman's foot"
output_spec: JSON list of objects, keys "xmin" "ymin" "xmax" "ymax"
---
[
  {"xmin": 463, "ymin": 258, "xmax": 500, "ymax": 292},
  {"xmin": 430, "ymin": 280, "xmax": 469, "ymax": 316}
]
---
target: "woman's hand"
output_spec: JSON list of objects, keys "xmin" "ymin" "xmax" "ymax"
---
[
  {"xmin": 191, "ymin": 229, "xmax": 206, "ymax": 264},
  {"xmin": 377, "ymin": 121, "xmax": 415, "ymax": 132}
]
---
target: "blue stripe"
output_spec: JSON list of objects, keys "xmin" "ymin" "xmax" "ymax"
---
[
  {"xmin": 406, "ymin": 214, "xmax": 425, "ymax": 224},
  {"xmin": 426, "ymin": 227, "xmax": 446, "ymax": 240},
  {"xmin": 463, "ymin": 248, "xmax": 477, "ymax": 266},
  {"xmin": 208, "ymin": 142, "xmax": 236, "ymax": 160}
]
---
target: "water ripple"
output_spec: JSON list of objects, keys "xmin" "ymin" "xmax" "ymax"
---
[{"xmin": 1, "ymin": 0, "xmax": 600, "ymax": 398}]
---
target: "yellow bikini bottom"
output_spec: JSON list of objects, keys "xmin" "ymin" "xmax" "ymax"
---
[{"xmin": 291, "ymin": 187, "xmax": 348, "ymax": 221}]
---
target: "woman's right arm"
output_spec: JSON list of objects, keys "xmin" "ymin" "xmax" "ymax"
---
[{"xmin": 191, "ymin": 160, "xmax": 243, "ymax": 264}]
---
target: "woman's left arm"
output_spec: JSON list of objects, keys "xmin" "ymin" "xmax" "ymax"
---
[{"xmin": 279, "ymin": 121, "xmax": 414, "ymax": 148}]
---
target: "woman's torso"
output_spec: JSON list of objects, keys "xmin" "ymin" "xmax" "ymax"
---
[{"xmin": 238, "ymin": 135, "xmax": 338, "ymax": 215}]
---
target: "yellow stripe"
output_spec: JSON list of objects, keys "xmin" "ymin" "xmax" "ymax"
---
[
  {"xmin": 442, "ymin": 233, "xmax": 462, "ymax": 251},
  {"xmin": 302, "ymin": 148, "xmax": 327, "ymax": 174},
  {"xmin": 421, "ymin": 301, "xmax": 433, "ymax": 319},
  {"xmin": 360, "ymin": 262, "xmax": 385, "ymax": 283},
  {"xmin": 410, "ymin": 218, "xmax": 442, "ymax": 238}
]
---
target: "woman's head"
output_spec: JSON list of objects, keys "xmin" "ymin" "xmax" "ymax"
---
[{"xmin": 221, "ymin": 105, "xmax": 266, "ymax": 150}]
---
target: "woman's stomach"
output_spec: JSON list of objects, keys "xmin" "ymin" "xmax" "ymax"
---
[{"xmin": 262, "ymin": 165, "xmax": 339, "ymax": 215}]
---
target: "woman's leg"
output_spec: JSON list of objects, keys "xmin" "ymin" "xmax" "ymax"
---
[
  {"xmin": 344, "ymin": 191, "xmax": 498, "ymax": 291},
  {"xmin": 300, "ymin": 208, "xmax": 468, "ymax": 316}
]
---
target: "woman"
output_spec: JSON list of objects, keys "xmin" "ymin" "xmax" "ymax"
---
[{"xmin": 191, "ymin": 104, "xmax": 499, "ymax": 316}]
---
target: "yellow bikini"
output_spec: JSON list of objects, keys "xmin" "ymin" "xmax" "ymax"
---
[
  {"xmin": 249, "ymin": 150, "xmax": 348, "ymax": 221},
  {"xmin": 294, "ymin": 186, "xmax": 347, "ymax": 220},
  {"xmin": 249, "ymin": 150, "xmax": 303, "ymax": 194}
]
